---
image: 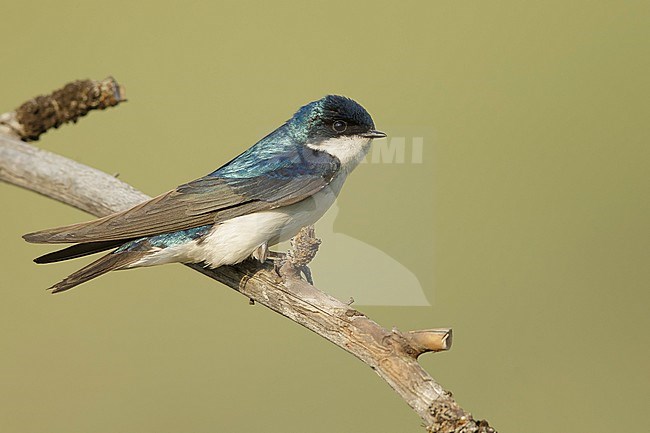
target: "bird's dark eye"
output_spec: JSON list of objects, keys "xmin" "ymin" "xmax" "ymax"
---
[{"xmin": 332, "ymin": 120, "xmax": 347, "ymax": 133}]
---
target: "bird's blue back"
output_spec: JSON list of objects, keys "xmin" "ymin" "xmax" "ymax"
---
[{"xmin": 209, "ymin": 100, "xmax": 324, "ymax": 179}]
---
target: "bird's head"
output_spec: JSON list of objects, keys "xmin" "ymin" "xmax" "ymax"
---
[{"xmin": 288, "ymin": 95, "xmax": 386, "ymax": 170}]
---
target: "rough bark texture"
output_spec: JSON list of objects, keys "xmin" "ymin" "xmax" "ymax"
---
[
  {"xmin": 0, "ymin": 79, "xmax": 495, "ymax": 433},
  {"xmin": 0, "ymin": 77, "xmax": 125, "ymax": 141}
]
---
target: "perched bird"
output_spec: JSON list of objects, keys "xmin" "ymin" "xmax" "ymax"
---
[{"xmin": 24, "ymin": 95, "xmax": 386, "ymax": 293}]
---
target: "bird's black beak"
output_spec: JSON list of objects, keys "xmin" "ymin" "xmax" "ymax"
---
[{"xmin": 361, "ymin": 129, "xmax": 387, "ymax": 139}]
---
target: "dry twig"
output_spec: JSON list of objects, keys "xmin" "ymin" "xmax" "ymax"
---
[{"xmin": 0, "ymin": 78, "xmax": 494, "ymax": 433}]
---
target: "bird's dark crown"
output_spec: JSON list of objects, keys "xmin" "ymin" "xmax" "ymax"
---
[{"xmin": 288, "ymin": 95, "xmax": 376, "ymax": 143}]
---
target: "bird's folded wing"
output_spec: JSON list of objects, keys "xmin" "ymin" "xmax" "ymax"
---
[{"xmin": 23, "ymin": 156, "xmax": 340, "ymax": 244}]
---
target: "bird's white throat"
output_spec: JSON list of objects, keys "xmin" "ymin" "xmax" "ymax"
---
[{"xmin": 307, "ymin": 135, "xmax": 372, "ymax": 174}]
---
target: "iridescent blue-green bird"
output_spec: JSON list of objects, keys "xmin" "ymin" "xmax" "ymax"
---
[{"xmin": 24, "ymin": 95, "xmax": 386, "ymax": 293}]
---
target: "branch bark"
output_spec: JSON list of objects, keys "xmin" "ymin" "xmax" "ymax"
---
[{"xmin": 0, "ymin": 79, "xmax": 495, "ymax": 433}]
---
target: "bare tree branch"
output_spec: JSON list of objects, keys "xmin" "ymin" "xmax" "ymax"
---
[{"xmin": 0, "ymin": 78, "xmax": 495, "ymax": 433}]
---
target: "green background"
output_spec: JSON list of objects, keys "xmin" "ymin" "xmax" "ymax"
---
[{"xmin": 1, "ymin": 1, "xmax": 649, "ymax": 431}]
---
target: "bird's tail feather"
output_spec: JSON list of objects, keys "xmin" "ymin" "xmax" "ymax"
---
[
  {"xmin": 49, "ymin": 251, "xmax": 143, "ymax": 293},
  {"xmin": 34, "ymin": 240, "xmax": 129, "ymax": 264}
]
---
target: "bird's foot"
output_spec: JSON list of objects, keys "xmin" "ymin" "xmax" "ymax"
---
[{"xmin": 268, "ymin": 251, "xmax": 288, "ymax": 280}]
